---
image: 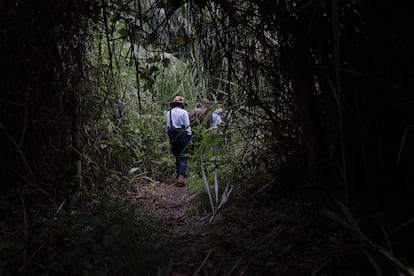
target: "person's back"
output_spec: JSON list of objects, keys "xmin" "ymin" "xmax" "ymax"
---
[
  {"xmin": 207, "ymin": 105, "xmax": 224, "ymax": 129},
  {"xmin": 166, "ymin": 96, "xmax": 192, "ymax": 186}
]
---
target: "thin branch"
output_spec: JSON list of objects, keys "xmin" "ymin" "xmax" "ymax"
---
[
  {"xmin": 0, "ymin": 121, "xmax": 37, "ymax": 184},
  {"xmin": 192, "ymin": 249, "xmax": 212, "ymax": 276}
]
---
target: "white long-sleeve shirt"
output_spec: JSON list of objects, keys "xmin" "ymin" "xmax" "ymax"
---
[{"xmin": 166, "ymin": 107, "xmax": 192, "ymax": 136}]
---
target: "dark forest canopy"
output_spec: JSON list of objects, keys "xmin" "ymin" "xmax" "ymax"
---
[{"xmin": 1, "ymin": 0, "xmax": 414, "ymax": 275}]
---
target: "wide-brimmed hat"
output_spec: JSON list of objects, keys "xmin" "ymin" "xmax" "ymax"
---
[{"xmin": 170, "ymin": 95, "xmax": 188, "ymax": 107}]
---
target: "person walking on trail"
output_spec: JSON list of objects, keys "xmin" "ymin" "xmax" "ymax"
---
[
  {"xmin": 206, "ymin": 104, "xmax": 226, "ymax": 154},
  {"xmin": 207, "ymin": 104, "xmax": 224, "ymax": 129},
  {"xmin": 166, "ymin": 96, "xmax": 192, "ymax": 186},
  {"xmin": 188, "ymin": 98, "xmax": 211, "ymax": 151}
]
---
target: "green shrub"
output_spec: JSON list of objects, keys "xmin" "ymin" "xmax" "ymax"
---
[{"xmin": 48, "ymin": 199, "xmax": 174, "ymax": 275}]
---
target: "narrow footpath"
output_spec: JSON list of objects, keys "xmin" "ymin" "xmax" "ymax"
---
[
  {"xmin": 128, "ymin": 180, "xmax": 321, "ymax": 276},
  {"xmin": 130, "ymin": 181, "xmax": 213, "ymax": 275}
]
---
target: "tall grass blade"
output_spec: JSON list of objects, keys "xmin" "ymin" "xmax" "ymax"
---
[
  {"xmin": 331, "ymin": 0, "xmax": 348, "ymax": 205},
  {"xmin": 192, "ymin": 249, "xmax": 212, "ymax": 276},
  {"xmin": 214, "ymin": 167, "xmax": 219, "ymax": 204},
  {"xmin": 0, "ymin": 121, "xmax": 37, "ymax": 183},
  {"xmin": 218, "ymin": 181, "xmax": 233, "ymax": 210},
  {"xmin": 397, "ymin": 126, "xmax": 414, "ymax": 164},
  {"xmin": 320, "ymin": 208, "xmax": 354, "ymax": 232},
  {"xmin": 378, "ymin": 217, "xmax": 393, "ymax": 256},
  {"xmin": 225, "ymin": 257, "xmax": 243, "ymax": 276},
  {"xmin": 336, "ymin": 199, "xmax": 363, "ymax": 236},
  {"xmin": 323, "ymin": 199, "xmax": 414, "ymax": 275},
  {"xmin": 390, "ymin": 217, "xmax": 414, "ymax": 236},
  {"xmin": 309, "ymin": 259, "xmax": 330, "ymax": 276},
  {"xmin": 361, "ymin": 247, "xmax": 384, "ymax": 276},
  {"xmin": 200, "ymin": 150, "xmax": 215, "ymax": 213},
  {"xmin": 55, "ymin": 200, "xmax": 66, "ymax": 218}
]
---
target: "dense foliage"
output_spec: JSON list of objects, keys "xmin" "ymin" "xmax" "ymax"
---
[{"xmin": 1, "ymin": 0, "xmax": 414, "ymax": 275}]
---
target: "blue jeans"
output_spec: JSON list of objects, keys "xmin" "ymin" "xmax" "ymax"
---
[{"xmin": 168, "ymin": 130, "xmax": 190, "ymax": 178}]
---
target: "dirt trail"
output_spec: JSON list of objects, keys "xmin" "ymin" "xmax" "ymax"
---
[{"xmin": 132, "ymin": 182, "xmax": 212, "ymax": 275}]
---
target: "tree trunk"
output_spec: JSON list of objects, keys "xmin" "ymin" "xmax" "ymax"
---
[
  {"xmin": 281, "ymin": 40, "xmax": 330, "ymax": 187},
  {"xmin": 70, "ymin": 79, "xmax": 82, "ymax": 192}
]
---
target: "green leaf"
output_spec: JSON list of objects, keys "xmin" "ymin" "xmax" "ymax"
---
[
  {"xmin": 143, "ymin": 79, "xmax": 155, "ymax": 90},
  {"xmin": 176, "ymin": 36, "xmax": 186, "ymax": 46},
  {"xmin": 150, "ymin": 66, "xmax": 159, "ymax": 74},
  {"xmin": 129, "ymin": 167, "xmax": 139, "ymax": 174},
  {"xmin": 134, "ymin": 31, "xmax": 141, "ymax": 40},
  {"xmin": 118, "ymin": 28, "xmax": 129, "ymax": 37},
  {"xmin": 162, "ymin": 58, "xmax": 171, "ymax": 67}
]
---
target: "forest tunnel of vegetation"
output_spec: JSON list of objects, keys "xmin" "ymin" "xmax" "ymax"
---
[{"xmin": 1, "ymin": 0, "xmax": 414, "ymax": 275}]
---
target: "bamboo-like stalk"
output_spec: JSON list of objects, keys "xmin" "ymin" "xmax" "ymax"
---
[
  {"xmin": 101, "ymin": 0, "xmax": 114, "ymax": 78},
  {"xmin": 397, "ymin": 125, "xmax": 414, "ymax": 164},
  {"xmin": 192, "ymin": 249, "xmax": 212, "ymax": 276},
  {"xmin": 0, "ymin": 122, "xmax": 37, "ymax": 185},
  {"xmin": 200, "ymin": 149, "xmax": 215, "ymax": 213},
  {"xmin": 330, "ymin": 0, "xmax": 348, "ymax": 205},
  {"xmin": 20, "ymin": 193, "xmax": 27, "ymax": 275},
  {"xmin": 214, "ymin": 167, "xmax": 218, "ymax": 204},
  {"xmin": 322, "ymin": 200, "xmax": 414, "ymax": 275}
]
